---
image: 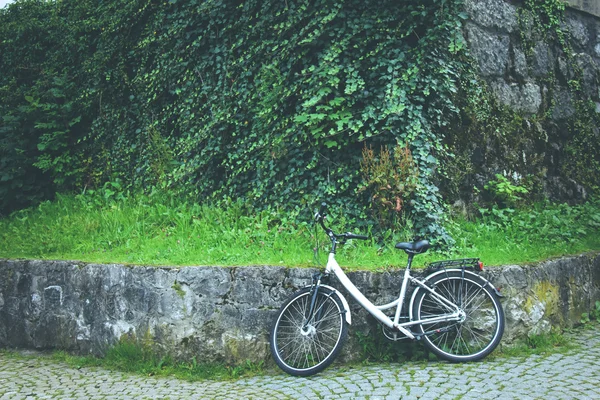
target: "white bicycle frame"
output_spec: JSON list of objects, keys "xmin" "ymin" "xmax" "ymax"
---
[{"xmin": 324, "ymin": 252, "xmax": 463, "ymax": 340}]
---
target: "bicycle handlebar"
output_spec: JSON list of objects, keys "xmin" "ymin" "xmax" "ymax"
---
[
  {"xmin": 315, "ymin": 202, "xmax": 368, "ymax": 242},
  {"xmin": 319, "ymin": 202, "xmax": 328, "ymax": 217},
  {"xmin": 344, "ymin": 232, "xmax": 369, "ymax": 240}
]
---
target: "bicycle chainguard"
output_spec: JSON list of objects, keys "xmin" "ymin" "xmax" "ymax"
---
[{"xmin": 414, "ymin": 325, "xmax": 456, "ymax": 340}]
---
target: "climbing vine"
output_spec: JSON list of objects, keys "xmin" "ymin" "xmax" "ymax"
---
[
  {"xmin": 4, "ymin": 0, "xmax": 598, "ymax": 245},
  {"xmin": 1, "ymin": 0, "xmax": 475, "ymax": 247}
]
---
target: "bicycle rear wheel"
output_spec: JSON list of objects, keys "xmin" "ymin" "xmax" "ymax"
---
[
  {"xmin": 412, "ymin": 270, "xmax": 504, "ymax": 362},
  {"xmin": 270, "ymin": 286, "xmax": 348, "ymax": 376}
]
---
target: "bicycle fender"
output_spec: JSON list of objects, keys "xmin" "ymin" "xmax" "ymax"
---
[
  {"xmin": 306, "ymin": 284, "xmax": 352, "ymax": 325},
  {"xmin": 430, "ymin": 268, "xmax": 503, "ymax": 298},
  {"xmin": 408, "ymin": 269, "xmax": 499, "ymax": 320}
]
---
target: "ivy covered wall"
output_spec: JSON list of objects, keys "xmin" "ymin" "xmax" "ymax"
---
[
  {"xmin": 452, "ymin": 0, "xmax": 600, "ymax": 206},
  {"xmin": 1, "ymin": 0, "xmax": 599, "ymax": 245}
]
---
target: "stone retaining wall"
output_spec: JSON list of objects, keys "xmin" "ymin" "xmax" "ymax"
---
[
  {"xmin": 462, "ymin": 0, "xmax": 600, "ymax": 201},
  {"xmin": 566, "ymin": 0, "xmax": 600, "ymax": 18},
  {"xmin": 465, "ymin": 0, "xmax": 600, "ymax": 118},
  {"xmin": 1, "ymin": 254, "xmax": 598, "ymax": 364}
]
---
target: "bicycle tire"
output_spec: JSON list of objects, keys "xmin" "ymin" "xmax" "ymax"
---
[
  {"xmin": 270, "ymin": 286, "xmax": 348, "ymax": 376},
  {"xmin": 412, "ymin": 270, "xmax": 504, "ymax": 362}
]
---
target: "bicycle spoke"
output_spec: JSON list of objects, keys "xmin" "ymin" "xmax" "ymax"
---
[
  {"xmin": 414, "ymin": 273, "xmax": 504, "ymax": 361},
  {"xmin": 271, "ymin": 288, "xmax": 347, "ymax": 374}
]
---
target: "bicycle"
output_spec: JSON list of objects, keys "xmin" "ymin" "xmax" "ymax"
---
[{"xmin": 269, "ymin": 202, "xmax": 505, "ymax": 376}]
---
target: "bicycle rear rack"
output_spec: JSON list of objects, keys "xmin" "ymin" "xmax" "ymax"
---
[{"xmin": 424, "ymin": 258, "xmax": 483, "ymax": 275}]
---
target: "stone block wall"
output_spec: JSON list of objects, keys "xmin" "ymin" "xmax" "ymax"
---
[
  {"xmin": 1, "ymin": 254, "xmax": 598, "ymax": 364},
  {"xmin": 566, "ymin": 0, "xmax": 600, "ymax": 18},
  {"xmin": 460, "ymin": 0, "xmax": 600, "ymax": 201},
  {"xmin": 465, "ymin": 0, "xmax": 600, "ymax": 118}
]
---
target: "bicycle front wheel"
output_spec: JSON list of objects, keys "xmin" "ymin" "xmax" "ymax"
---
[
  {"xmin": 270, "ymin": 286, "xmax": 348, "ymax": 376},
  {"xmin": 412, "ymin": 270, "xmax": 504, "ymax": 362}
]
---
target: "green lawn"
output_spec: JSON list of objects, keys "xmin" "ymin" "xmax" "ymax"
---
[{"xmin": 1, "ymin": 193, "xmax": 599, "ymax": 270}]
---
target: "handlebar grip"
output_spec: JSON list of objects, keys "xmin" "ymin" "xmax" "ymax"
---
[
  {"xmin": 319, "ymin": 202, "xmax": 328, "ymax": 217},
  {"xmin": 345, "ymin": 233, "xmax": 368, "ymax": 240}
]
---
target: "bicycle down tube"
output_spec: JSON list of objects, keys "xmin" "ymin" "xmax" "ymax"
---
[{"xmin": 324, "ymin": 253, "xmax": 462, "ymax": 339}]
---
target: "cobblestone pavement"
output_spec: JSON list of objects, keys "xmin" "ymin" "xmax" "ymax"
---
[{"xmin": 1, "ymin": 326, "xmax": 599, "ymax": 400}]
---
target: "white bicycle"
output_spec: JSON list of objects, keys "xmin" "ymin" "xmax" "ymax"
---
[{"xmin": 270, "ymin": 203, "xmax": 505, "ymax": 376}]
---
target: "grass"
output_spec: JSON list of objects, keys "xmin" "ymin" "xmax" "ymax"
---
[
  {"xmin": 493, "ymin": 329, "xmax": 576, "ymax": 358},
  {"xmin": 354, "ymin": 324, "xmax": 579, "ymax": 366},
  {"xmin": 0, "ymin": 338, "xmax": 267, "ymax": 382},
  {"xmin": 0, "ymin": 192, "xmax": 599, "ymax": 270},
  {"xmin": 448, "ymin": 201, "xmax": 600, "ymax": 266},
  {"xmin": 0, "ymin": 326, "xmax": 582, "ymax": 383}
]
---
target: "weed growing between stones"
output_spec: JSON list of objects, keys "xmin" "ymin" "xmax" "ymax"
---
[
  {"xmin": 171, "ymin": 282, "xmax": 186, "ymax": 299},
  {"xmin": 580, "ymin": 300, "xmax": 600, "ymax": 325},
  {"xmin": 50, "ymin": 338, "xmax": 267, "ymax": 381},
  {"xmin": 355, "ymin": 326, "xmax": 435, "ymax": 363},
  {"xmin": 493, "ymin": 328, "xmax": 574, "ymax": 359}
]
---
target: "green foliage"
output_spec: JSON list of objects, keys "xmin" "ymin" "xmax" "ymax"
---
[
  {"xmin": 359, "ymin": 144, "xmax": 419, "ymax": 232},
  {"xmin": 581, "ymin": 301, "xmax": 600, "ymax": 325},
  {"xmin": 2, "ymin": 0, "xmax": 599, "ymax": 244},
  {"xmin": 449, "ymin": 198, "xmax": 600, "ymax": 266},
  {"xmin": 51, "ymin": 336, "xmax": 265, "ymax": 381},
  {"xmin": 1, "ymin": 192, "xmax": 599, "ymax": 269},
  {"xmin": 0, "ymin": 0, "xmax": 99, "ymax": 213},
  {"xmin": 519, "ymin": 0, "xmax": 567, "ymax": 50},
  {"xmin": 479, "ymin": 199, "xmax": 600, "ymax": 244},
  {"xmin": 498, "ymin": 329, "xmax": 571, "ymax": 358},
  {"xmin": 484, "ymin": 173, "xmax": 529, "ymax": 208},
  {"xmin": 0, "ymin": 0, "xmax": 475, "ymax": 246}
]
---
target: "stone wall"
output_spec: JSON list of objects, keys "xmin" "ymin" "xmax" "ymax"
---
[
  {"xmin": 566, "ymin": 0, "xmax": 600, "ymax": 18},
  {"xmin": 465, "ymin": 0, "xmax": 600, "ymax": 116},
  {"xmin": 1, "ymin": 254, "xmax": 598, "ymax": 364},
  {"xmin": 460, "ymin": 0, "xmax": 600, "ymax": 201}
]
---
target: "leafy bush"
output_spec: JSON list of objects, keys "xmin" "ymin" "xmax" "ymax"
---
[
  {"xmin": 484, "ymin": 174, "xmax": 529, "ymax": 208},
  {"xmin": 462, "ymin": 198, "xmax": 600, "ymax": 256},
  {"xmin": 359, "ymin": 144, "xmax": 419, "ymax": 231}
]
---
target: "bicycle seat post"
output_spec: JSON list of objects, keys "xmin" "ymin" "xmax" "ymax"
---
[{"xmin": 406, "ymin": 252, "xmax": 415, "ymax": 270}]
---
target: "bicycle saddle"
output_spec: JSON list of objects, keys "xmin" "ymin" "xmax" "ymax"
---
[{"xmin": 395, "ymin": 240, "xmax": 430, "ymax": 254}]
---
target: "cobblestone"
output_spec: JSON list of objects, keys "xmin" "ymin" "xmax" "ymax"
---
[{"xmin": 1, "ymin": 326, "xmax": 600, "ymax": 399}]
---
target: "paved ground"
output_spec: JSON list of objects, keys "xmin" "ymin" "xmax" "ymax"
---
[{"xmin": 1, "ymin": 326, "xmax": 599, "ymax": 400}]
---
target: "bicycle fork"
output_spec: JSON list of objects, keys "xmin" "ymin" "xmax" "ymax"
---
[{"xmin": 303, "ymin": 272, "xmax": 347, "ymax": 331}]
